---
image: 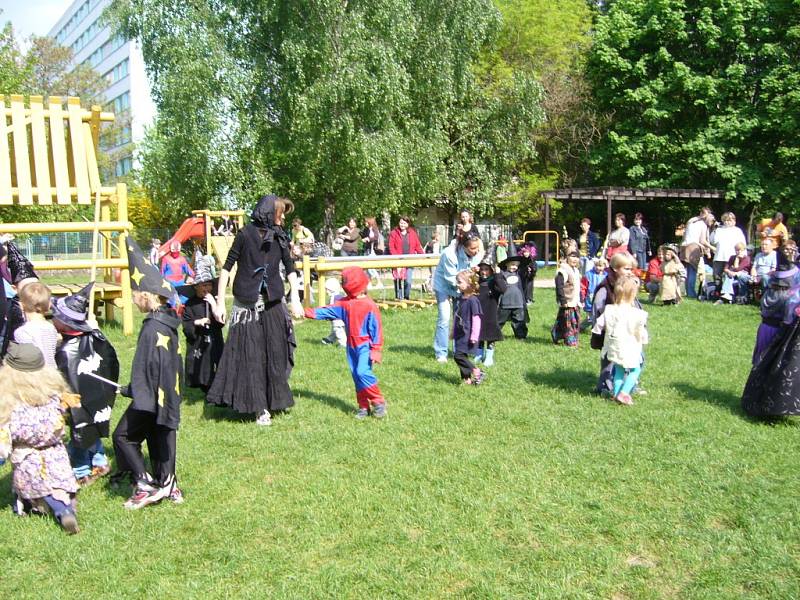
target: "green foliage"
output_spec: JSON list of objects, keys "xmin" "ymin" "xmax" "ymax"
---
[
  {"xmin": 107, "ymin": 0, "xmax": 544, "ymax": 231},
  {"xmin": 0, "ymin": 21, "xmax": 32, "ymax": 95},
  {"xmin": 587, "ymin": 0, "xmax": 800, "ymax": 215}
]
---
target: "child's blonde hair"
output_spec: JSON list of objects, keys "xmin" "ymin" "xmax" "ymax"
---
[
  {"xmin": 456, "ymin": 269, "xmax": 479, "ymax": 296},
  {"xmin": 18, "ymin": 281, "xmax": 51, "ymax": 314},
  {"xmin": 594, "ymin": 257, "xmax": 608, "ymax": 270},
  {"xmin": 609, "ymin": 252, "xmax": 637, "ymax": 271},
  {"xmin": 613, "ymin": 276, "xmax": 640, "ymax": 305},
  {"xmin": 0, "ymin": 364, "xmax": 71, "ymax": 426},
  {"xmin": 133, "ymin": 290, "xmax": 166, "ymax": 312}
]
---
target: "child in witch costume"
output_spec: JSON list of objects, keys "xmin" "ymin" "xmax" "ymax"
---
[
  {"xmin": 51, "ymin": 282, "xmax": 120, "ymax": 485},
  {"xmin": 0, "ymin": 343, "xmax": 81, "ymax": 534},
  {"xmin": 476, "ymin": 261, "xmax": 507, "ymax": 367},
  {"xmin": 177, "ymin": 257, "xmax": 224, "ymax": 394},
  {"xmin": 304, "ymin": 267, "xmax": 387, "ymax": 419},
  {"xmin": 497, "ymin": 256, "xmax": 530, "ymax": 339},
  {"xmin": 112, "ymin": 237, "xmax": 184, "ymax": 509}
]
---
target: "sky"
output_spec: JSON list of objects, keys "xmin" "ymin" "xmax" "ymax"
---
[{"xmin": 0, "ymin": 0, "xmax": 73, "ymax": 39}]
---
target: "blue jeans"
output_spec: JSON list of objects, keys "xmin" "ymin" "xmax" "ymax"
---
[
  {"xmin": 613, "ymin": 364, "xmax": 642, "ymax": 396},
  {"xmin": 68, "ymin": 439, "xmax": 108, "ymax": 479},
  {"xmin": 433, "ymin": 290, "xmax": 452, "ymax": 359},
  {"xmin": 685, "ymin": 264, "xmax": 698, "ymax": 298}
]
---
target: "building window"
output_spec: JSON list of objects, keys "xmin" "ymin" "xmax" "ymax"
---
[
  {"xmin": 105, "ymin": 59, "xmax": 129, "ymax": 85},
  {"xmin": 115, "ymin": 157, "xmax": 133, "ymax": 177},
  {"xmin": 107, "ymin": 92, "xmax": 130, "ymax": 114}
]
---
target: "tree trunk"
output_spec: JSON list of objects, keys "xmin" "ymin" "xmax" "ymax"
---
[{"xmin": 323, "ymin": 195, "xmax": 336, "ymax": 247}]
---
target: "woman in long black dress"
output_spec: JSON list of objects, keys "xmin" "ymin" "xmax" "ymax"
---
[{"xmin": 208, "ymin": 195, "xmax": 304, "ymax": 426}]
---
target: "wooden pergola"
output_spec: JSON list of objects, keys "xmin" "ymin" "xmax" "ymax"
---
[{"xmin": 539, "ymin": 187, "xmax": 726, "ymax": 262}]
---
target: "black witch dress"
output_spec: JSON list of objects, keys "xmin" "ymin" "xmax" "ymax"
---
[
  {"xmin": 207, "ymin": 196, "xmax": 297, "ymax": 415},
  {"xmin": 478, "ymin": 272, "xmax": 507, "ymax": 343},
  {"xmin": 182, "ymin": 296, "xmax": 224, "ymax": 392},
  {"xmin": 741, "ymin": 318, "xmax": 800, "ymax": 417}
]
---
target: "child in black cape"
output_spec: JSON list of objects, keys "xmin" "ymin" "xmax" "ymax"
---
[
  {"xmin": 476, "ymin": 261, "xmax": 507, "ymax": 367},
  {"xmin": 112, "ymin": 237, "xmax": 184, "ymax": 509},
  {"xmin": 177, "ymin": 257, "xmax": 224, "ymax": 394},
  {"xmin": 497, "ymin": 256, "xmax": 530, "ymax": 339},
  {"xmin": 52, "ymin": 282, "xmax": 120, "ymax": 486}
]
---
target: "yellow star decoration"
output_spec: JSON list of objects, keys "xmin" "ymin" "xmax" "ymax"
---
[
  {"xmin": 175, "ymin": 372, "xmax": 181, "ymax": 396},
  {"xmin": 157, "ymin": 387, "xmax": 165, "ymax": 407},
  {"xmin": 131, "ymin": 267, "xmax": 144, "ymax": 286},
  {"xmin": 155, "ymin": 332, "xmax": 170, "ymax": 350}
]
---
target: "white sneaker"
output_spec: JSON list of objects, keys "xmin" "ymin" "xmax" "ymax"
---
[
  {"xmin": 256, "ymin": 409, "xmax": 272, "ymax": 426},
  {"xmin": 436, "ymin": 356, "xmax": 448, "ymax": 364}
]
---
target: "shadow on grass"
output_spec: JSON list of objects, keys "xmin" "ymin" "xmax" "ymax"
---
[
  {"xmin": 0, "ymin": 471, "xmax": 12, "ymax": 506},
  {"xmin": 407, "ymin": 365, "xmax": 458, "ymax": 385},
  {"xmin": 202, "ymin": 403, "xmax": 253, "ymax": 423},
  {"xmin": 673, "ymin": 382, "xmax": 743, "ymax": 415},
  {"xmin": 183, "ymin": 387, "xmax": 208, "ymax": 405},
  {"xmin": 295, "ymin": 388, "xmax": 352, "ymax": 415},
  {"xmin": 526, "ymin": 367, "xmax": 596, "ymax": 395},
  {"xmin": 389, "ymin": 344, "xmax": 432, "ymax": 357}
]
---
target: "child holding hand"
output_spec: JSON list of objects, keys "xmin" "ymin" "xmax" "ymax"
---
[
  {"xmin": 452, "ymin": 270, "xmax": 484, "ymax": 385},
  {"xmin": 592, "ymin": 277, "xmax": 649, "ymax": 406},
  {"xmin": 305, "ymin": 267, "xmax": 386, "ymax": 419}
]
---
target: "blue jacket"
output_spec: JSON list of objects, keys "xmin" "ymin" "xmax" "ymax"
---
[
  {"xmin": 587, "ymin": 231, "xmax": 601, "ymax": 258},
  {"xmin": 433, "ymin": 244, "xmax": 482, "ymax": 297}
]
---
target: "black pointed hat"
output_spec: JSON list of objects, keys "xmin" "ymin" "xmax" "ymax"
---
[
  {"xmin": 7, "ymin": 241, "xmax": 38, "ymax": 284},
  {"xmin": 498, "ymin": 255, "xmax": 530, "ymax": 271},
  {"xmin": 126, "ymin": 237, "xmax": 174, "ymax": 298},
  {"xmin": 51, "ymin": 282, "xmax": 95, "ymax": 332},
  {"xmin": 175, "ymin": 255, "xmax": 218, "ymax": 299}
]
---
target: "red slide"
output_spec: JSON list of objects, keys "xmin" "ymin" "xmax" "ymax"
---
[{"xmin": 159, "ymin": 216, "xmax": 206, "ymax": 259}]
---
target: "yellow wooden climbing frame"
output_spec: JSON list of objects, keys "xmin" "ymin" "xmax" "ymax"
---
[{"xmin": 0, "ymin": 95, "xmax": 134, "ymax": 334}]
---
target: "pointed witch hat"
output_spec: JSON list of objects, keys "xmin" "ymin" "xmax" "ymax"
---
[
  {"xmin": 6, "ymin": 241, "xmax": 38, "ymax": 285},
  {"xmin": 51, "ymin": 282, "xmax": 95, "ymax": 332},
  {"xmin": 126, "ymin": 237, "xmax": 175, "ymax": 298},
  {"xmin": 175, "ymin": 255, "xmax": 218, "ymax": 299}
]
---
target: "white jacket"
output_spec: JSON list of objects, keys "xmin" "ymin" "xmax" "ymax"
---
[{"xmin": 592, "ymin": 304, "xmax": 648, "ymax": 369}]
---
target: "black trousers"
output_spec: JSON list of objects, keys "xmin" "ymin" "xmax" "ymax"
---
[
  {"xmin": 498, "ymin": 307, "xmax": 528, "ymax": 339},
  {"xmin": 454, "ymin": 352, "xmax": 476, "ymax": 380},
  {"xmin": 112, "ymin": 407, "xmax": 176, "ymax": 487}
]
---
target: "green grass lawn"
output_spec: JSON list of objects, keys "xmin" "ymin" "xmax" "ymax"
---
[{"xmin": 1, "ymin": 291, "xmax": 799, "ymax": 599}]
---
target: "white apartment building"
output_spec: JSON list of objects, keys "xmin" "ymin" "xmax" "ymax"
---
[{"xmin": 48, "ymin": 0, "xmax": 155, "ymax": 178}]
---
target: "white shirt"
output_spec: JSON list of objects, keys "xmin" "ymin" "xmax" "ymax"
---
[
  {"xmin": 592, "ymin": 304, "xmax": 649, "ymax": 369},
  {"xmin": 682, "ymin": 217, "xmax": 707, "ymax": 246},
  {"xmin": 711, "ymin": 226, "xmax": 746, "ymax": 263}
]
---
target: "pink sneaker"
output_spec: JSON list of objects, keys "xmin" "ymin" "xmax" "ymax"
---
[{"xmin": 615, "ymin": 392, "xmax": 634, "ymax": 406}]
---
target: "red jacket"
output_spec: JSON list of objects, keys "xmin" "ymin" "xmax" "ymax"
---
[
  {"xmin": 388, "ymin": 227, "xmax": 424, "ymax": 255},
  {"xmin": 646, "ymin": 258, "xmax": 663, "ymax": 282}
]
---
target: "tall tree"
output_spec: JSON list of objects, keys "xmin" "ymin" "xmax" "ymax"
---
[
  {"xmin": 108, "ymin": 0, "xmax": 544, "ymax": 231},
  {"xmin": 586, "ymin": 0, "xmax": 800, "ymax": 216}
]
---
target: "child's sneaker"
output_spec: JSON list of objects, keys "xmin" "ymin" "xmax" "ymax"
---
[
  {"xmin": 123, "ymin": 482, "xmax": 169, "ymax": 510},
  {"xmin": 615, "ymin": 392, "xmax": 634, "ymax": 406},
  {"xmin": 355, "ymin": 407, "xmax": 369, "ymax": 420},
  {"xmin": 59, "ymin": 511, "xmax": 80, "ymax": 535},
  {"xmin": 167, "ymin": 485, "xmax": 185, "ymax": 504},
  {"xmin": 372, "ymin": 403, "xmax": 387, "ymax": 419},
  {"xmin": 256, "ymin": 409, "xmax": 272, "ymax": 426},
  {"xmin": 472, "ymin": 369, "xmax": 486, "ymax": 386}
]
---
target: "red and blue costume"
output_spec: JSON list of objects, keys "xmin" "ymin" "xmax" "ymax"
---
[
  {"xmin": 160, "ymin": 242, "xmax": 194, "ymax": 286},
  {"xmin": 305, "ymin": 267, "xmax": 385, "ymax": 410}
]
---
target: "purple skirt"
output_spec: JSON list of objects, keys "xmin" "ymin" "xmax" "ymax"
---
[{"xmin": 753, "ymin": 322, "xmax": 781, "ymax": 365}]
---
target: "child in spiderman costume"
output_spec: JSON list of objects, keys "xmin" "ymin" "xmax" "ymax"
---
[
  {"xmin": 305, "ymin": 267, "xmax": 387, "ymax": 419},
  {"xmin": 160, "ymin": 241, "xmax": 194, "ymax": 286}
]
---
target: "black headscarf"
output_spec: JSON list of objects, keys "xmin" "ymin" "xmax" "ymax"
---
[{"xmin": 250, "ymin": 194, "xmax": 289, "ymax": 245}]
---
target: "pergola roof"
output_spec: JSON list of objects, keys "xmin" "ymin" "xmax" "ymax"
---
[
  {"xmin": 540, "ymin": 187, "xmax": 726, "ymax": 201},
  {"xmin": 536, "ymin": 187, "xmax": 727, "ymax": 262}
]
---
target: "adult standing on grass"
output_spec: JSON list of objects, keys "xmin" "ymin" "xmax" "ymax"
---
[
  {"xmin": 208, "ymin": 195, "xmax": 304, "ymax": 427},
  {"xmin": 432, "ymin": 231, "xmax": 483, "ymax": 362},
  {"xmin": 709, "ymin": 212, "xmax": 746, "ymax": 293},
  {"xmin": 679, "ymin": 207, "xmax": 715, "ymax": 298},
  {"xmin": 335, "ymin": 218, "xmax": 361, "ymax": 257},
  {"xmin": 453, "ymin": 210, "xmax": 485, "ymax": 256},
  {"xmin": 388, "ymin": 216, "xmax": 424, "ymax": 301},
  {"xmin": 605, "ymin": 213, "xmax": 630, "ymax": 260}
]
